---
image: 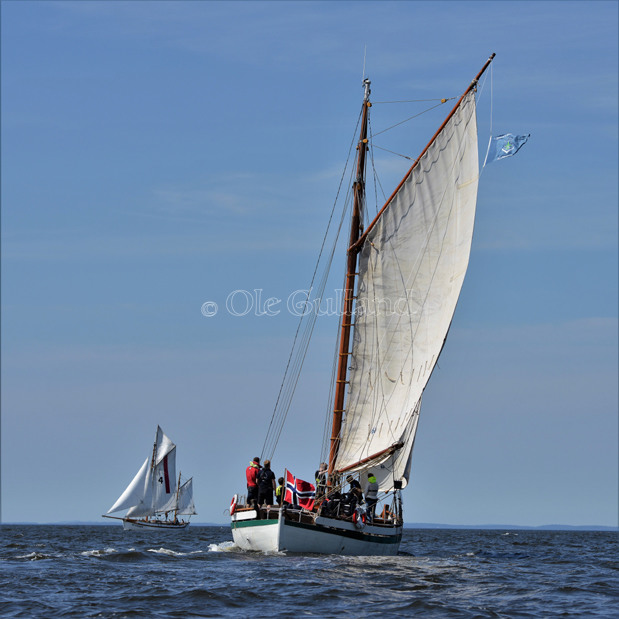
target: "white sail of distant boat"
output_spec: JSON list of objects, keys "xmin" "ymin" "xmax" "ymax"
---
[
  {"xmin": 230, "ymin": 54, "xmax": 502, "ymax": 555},
  {"xmin": 103, "ymin": 426, "xmax": 196, "ymax": 530},
  {"xmin": 175, "ymin": 478, "xmax": 197, "ymax": 515}
]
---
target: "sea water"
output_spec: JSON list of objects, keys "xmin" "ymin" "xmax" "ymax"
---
[{"xmin": 1, "ymin": 524, "xmax": 617, "ymax": 617}]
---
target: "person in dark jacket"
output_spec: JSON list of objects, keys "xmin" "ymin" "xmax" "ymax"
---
[
  {"xmin": 342, "ymin": 474, "xmax": 363, "ymax": 515},
  {"xmin": 346, "ymin": 475, "xmax": 363, "ymax": 501},
  {"xmin": 258, "ymin": 459, "xmax": 276, "ymax": 506}
]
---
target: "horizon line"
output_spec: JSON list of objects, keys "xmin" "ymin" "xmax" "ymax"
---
[{"xmin": 2, "ymin": 521, "xmax": 617, "ymax": 531}]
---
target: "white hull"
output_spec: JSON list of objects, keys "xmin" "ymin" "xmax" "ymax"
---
[
  {"xmin": 122, "ymin": 518, "xmax": 190, "ymax": 531},
  {"xmin": 231, "ymin": 509, "xmax": 401, "ymax": 555}
]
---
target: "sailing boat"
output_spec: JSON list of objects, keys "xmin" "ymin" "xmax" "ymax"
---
[
  {"xmin": 103, "ymin": 426, "xmax": 196, "ymax": 530},
  {"xmin": 231, "ymin": 55, "xmax": 496, "ymax": 554}
]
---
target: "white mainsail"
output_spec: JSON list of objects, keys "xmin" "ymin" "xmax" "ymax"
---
[{"xmin": 334, "ymin": 90, "xmax": 480, "ymax": 491}]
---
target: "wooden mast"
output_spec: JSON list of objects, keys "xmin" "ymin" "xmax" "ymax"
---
[{"xmin": 327, "ymin": 78, "xmax": 371, "ymax": 479}]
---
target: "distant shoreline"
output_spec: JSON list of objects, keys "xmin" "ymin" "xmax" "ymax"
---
[{"xmin": 2, "ymin": 521, "xmax": 617, "ymax": 532}]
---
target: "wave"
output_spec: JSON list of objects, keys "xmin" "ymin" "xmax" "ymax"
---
[
  {"xmin": 208, "ymin": 541, "xmax": 237, "ymax": 552},
  {"xmin": 147, "ymin": 547, "xmax": 186, "ymax": 557},
  {"xmin": 81, "ymin": 547, "xmax": 119, "ymax": 557},
  {"xmin": 15, "ymin": 551, "xmax": 50, "ymax": 561}
]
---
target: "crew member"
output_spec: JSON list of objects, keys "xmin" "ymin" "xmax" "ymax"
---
[
  {"xmin": 258, "ymin": 459, "xmax": 276, "ymax": 507},
  {"xmin": 315, "ymin": 462, "xmax": 327, "ymax": 501},
  {"xmin": 365, "ymin": 471, "xmax": 379, "ymax": 521},
  {"xmin": 246, "ymin": 457, "xmax": 261, "ymax": 509},
  {"xmin": 346, "ymin": 474, "xmax": 363, "ymax": 509},
  {"xmin": 275, "ymin": 477, "xmax": 285, "ymax": 506}
]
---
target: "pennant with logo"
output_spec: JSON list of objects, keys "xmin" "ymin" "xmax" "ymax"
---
[
  {"xmin": 284, "ymin": 469, "xmax": 315, "ymax": 510},
  {"xmin": 483, "ymin": 133, "xmax": 530, "ymax": 166}
]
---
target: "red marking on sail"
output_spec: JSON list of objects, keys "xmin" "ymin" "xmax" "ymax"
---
[{"xmin": 163, "ymin": 455, "xmax": 171, "ymax": 493}]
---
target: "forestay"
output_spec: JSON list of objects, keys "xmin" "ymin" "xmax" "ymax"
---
[{"xmin": 334, "ymin": 90, "xmax": 480, "ymax": 491}]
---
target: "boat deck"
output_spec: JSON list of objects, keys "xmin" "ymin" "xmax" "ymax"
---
[{"xmin": 238, "ymin": 505, "xmax": 400, "ymax": 528}]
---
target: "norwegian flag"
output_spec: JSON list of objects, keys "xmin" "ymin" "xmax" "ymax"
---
[{"xmin": 284, "ymin": 469, "xmax": 315, "ymax": 510}]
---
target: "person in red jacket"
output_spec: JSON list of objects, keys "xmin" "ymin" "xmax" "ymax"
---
[{"xmin": 246, "ymin": 457, "xmax": 261, "ymax": 509}]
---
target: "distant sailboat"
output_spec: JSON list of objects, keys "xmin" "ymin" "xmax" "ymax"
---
[
  {"xmin": 231, "ymin": 55, "xmax": 497, "ymax": 554},
  {"xmin": 103, "ymin": 426, "xmax": 196, "ymax": 530}
]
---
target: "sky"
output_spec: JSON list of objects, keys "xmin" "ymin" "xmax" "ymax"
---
[{"xmin": 1, "ymin": 1, "xmax": 617, "ymax": 527}]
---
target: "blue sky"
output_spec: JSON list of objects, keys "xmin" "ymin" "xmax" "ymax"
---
[{"xmin": 1, "ymin": 1, "xmax": 617, "ymax": 527}]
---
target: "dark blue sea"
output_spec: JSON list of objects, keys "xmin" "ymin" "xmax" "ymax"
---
[{"xmin": 1, "ymin": 525, "xmax": 617, "ymax": 617}]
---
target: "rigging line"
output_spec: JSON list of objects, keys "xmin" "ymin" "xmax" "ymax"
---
[
  {"xmin": 271, "ymin": 254, "xmax": 336, "ymax": 446},
  {"xmin": 373, "ymin": 97, "xmax": 456, "ymax": 104},
  {"xmin": 479, "ymin": 64, "xmax": 492, "ymax": 175},
  {"xmin": 367, "ymin": 115, "xmax": 378, "ymax": 219},
  {"xmin": 370, "ymin": 159, "xmax": 380, "ymax": 220},
  {"xmin": 371, "ymin": 143, "xmax": 413, "ymax": 160},
  {"xmin": 320, "ymin": 260, "xmax": 351, "ymax": 464},
  {"xmin": 263, "ymin": 175, "xmax": 355, "ymax": 460},
  {"xmin": 320, "ymin": 270, "xmax": 347, "ymax": 462},
  {"xmin": 371, "ymin": 100, "xmax": 450, "ymax": 138},
  {"xmin": 367, "ymin": 115, "xmax": 388, "ymax": 212},
  {"xmin": 261, "ymin": 110, "xmax": 363, "ymax": 459},
  {"xmin": 327, "ymin": 144, "xmax": 373, "ymax": 464},
  {"xmin": 268, "ymin": 183, "xmax": 354, "ymax": 458},
  {"xmin": 319, "ymin": 224, "xmax": 354, "ymax": 464},
  {"xmin": 487, "ymin": 62, "xmax": 493, "ymax": 135},
  {"xmin": 266, "ymin": 164, "xmax": 357, "ymax": 458},
  {"xmin": 319, "ymin": 226, "xmax": 360, "ymax": 462},
  {"xmin": 371, "ymin": 167, "xmax": 383, "ymax": 218},
  {"xmin": 263, "ymin": 161, "xmax": 358, "ymax": 459},
  {"xmin": 320, "ymin": 319, "xmax": 341, "ymax": 463}
]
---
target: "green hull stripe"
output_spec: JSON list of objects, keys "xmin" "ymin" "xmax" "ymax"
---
[{"xmin": 232, "ymin": 518, "xmax": 278, "ymax": 529}]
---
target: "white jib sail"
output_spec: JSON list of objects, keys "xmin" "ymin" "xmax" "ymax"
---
[
  {"xmin": 335, "ymin": 90, "xmax": 480, "ymax": 491},
  {"xmin": 176, "ymin": 478, "xmax": 197, "ymax": 516},
  {"xmin": 107, "ymin": 457, "xmax": 150, "ymax": 514}
]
